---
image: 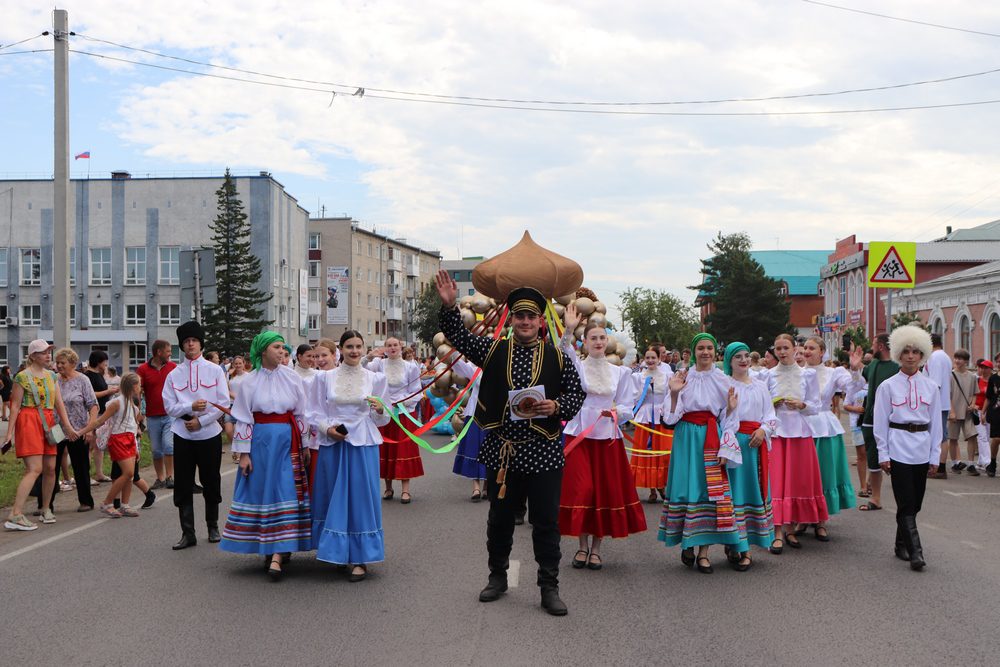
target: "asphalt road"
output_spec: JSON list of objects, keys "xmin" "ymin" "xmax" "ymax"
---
[{"xmin": 3, "ymin": 437, "xmax": 999, "ymax": 666}]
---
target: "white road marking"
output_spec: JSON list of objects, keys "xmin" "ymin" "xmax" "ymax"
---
[
  {"xmin": 0, "ymin": 466, "xmax": 237, "ymax": 564},
  {"xmin": 960, "ymin": 540, "xmax": 984, "ymax": 550},
  {"xmin": 943, "ymin": 491, "xmax": 1000, "ymax": 497},
  {"xmin": 509, "ymin": 559, "xmax": 520, "ymax": 588}
]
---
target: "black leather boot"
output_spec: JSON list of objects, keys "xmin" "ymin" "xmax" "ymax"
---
[
  {"xmin": 903, "ymin": 515, "xmax": 925, "ymax": 571},
  {"xmin": 206, "ymin": 503, "xmax": 221, "ymax": 543},
  {"xmin": 478, "ymin": 576, "xmax": 508, "ymax": 602},
  {"xmin": 172, "ymin": 505, "xmax": 197, "ymax": 550},
  {"xmin": 894, "ymin": 524, "xmax": 910, "ymax": 561},
  {"xmin": 540, "ymin": 588, "xmax": 568, "ymax": 616}
]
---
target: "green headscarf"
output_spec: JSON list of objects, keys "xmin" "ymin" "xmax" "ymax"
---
[
  {"xmin": 690, "ymin": 332, "xmax": 719, "ymax": 364},
  {"xmin": 249, "ymin": 331, "xmax": 285, "ymax": 370},
  {"xmin": 723, "ymin": 342, "xmax": 750, "ymax": 376}
]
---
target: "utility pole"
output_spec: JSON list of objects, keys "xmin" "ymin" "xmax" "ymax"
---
[{"xmin": 52, "ymin": 9, "xmax": 71, "ymax": 348}]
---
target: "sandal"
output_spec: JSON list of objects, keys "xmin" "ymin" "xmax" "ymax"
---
[
  {"xmin": 99, "ymin": 504, "xmax": 122, "ymax": 519},
  {"xmin": 857, "ymin": 489, "xmax": 871, "ymax": 498},
  {"xmin": 400, "ymin": 492, "xmax": 412, "ymax": 505},
  {"xmin": 647, "ymin": 489, "xmax": 658, "ymax": 504},
  {"xmin": 858, "ymin": 502, "xmax": 882, "ymax": 512},
  {"xmin": 732, "ymin": 553, "xmax": 752, "ymax": 572},
  {"xmin": 267, "ymin": 555, "xmax": 282, "ymax": 582},
  {"xmin": 382, "ymin": 489, "xmax": 394, "ymax": 501},
  {"xmin": 696, "ymin": 556, "xmax": 714, "ymax": 574},
  {"xmin": 681, "ymin": 547, "xmax": 695, "ymax": 567},
  {"xmin": 724, "ymin": 546, "xmax": 741, "ymax": 564},
  {"xmin": 786, "ymin": 533, "xmax": 802, "ymax": 549},
  {"xmin": 586, "ymin": 553, "xmax": 603, "ymax": 571},
  {"xmin": 572, "ymin": 549, "xmax": 589, "ymax": 569},
  {"xmin": 814, "ymin": 525, "xmax": 830, "ymax": 542},
  {"xmin": 471, "ymin": 491, "xmax": 482, "ymax": 503},
  {"xmin": 769, "ymin": 538, "xmax": 784, "ymax": 555},
  {"xmin": 349, "ymin": 564, "xmax": 367, "ymax": 582}
]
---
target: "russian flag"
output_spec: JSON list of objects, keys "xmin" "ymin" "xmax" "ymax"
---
[{"xmin": 74, "ymin": 151, "xmax": 90, "ymax": 160}]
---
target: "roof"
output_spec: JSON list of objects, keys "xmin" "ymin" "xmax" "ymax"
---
[
  {"xmin": 915, "ymin": 240, "xmax": 1000, "ymax": 262},
  {"xmin": 910, "ymin": 258, "xmax": 1000, "ymax": 287},
  {"xmin": 938, "ymin": 219, "xmax": 1000, "ymax": 241},
  {"xmin": 748, "ymin": 250, "xmax": 830, "ymax": 295}
]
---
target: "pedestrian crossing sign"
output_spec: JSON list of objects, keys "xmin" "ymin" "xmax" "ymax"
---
[{"xmin": 867, "ymin": 241, "xmax": 916, "ymax": 288}]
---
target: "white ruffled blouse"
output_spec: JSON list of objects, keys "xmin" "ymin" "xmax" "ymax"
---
[
  {"xmin": 561, "ymin": 343, "xmax": 635, "ymax": 440},
  {"xmin": 766, "ymin": 363, "xmax": 821, "ymax": 438},
  {"xmin": 365, "ymin": 357, "xmax": 423, "ymax": 410},
  {"xmin": 662, "ymin": 366, "xmax": 741, "ymax": 464},
  {"xmin": 230, "ymin": 365, "xmax": 308, "ymax": 454},
  {"xmin": 632, "ymin": 361, "xmax": 673, "ymax": 424},
  {"xmin": 306, "ymin": 364, "xmax": 390, "ymax": 447}
]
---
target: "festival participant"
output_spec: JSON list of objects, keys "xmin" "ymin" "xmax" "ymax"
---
[
  {"xmin": 224, "ymin": 355, "xmax": 250, "ymax": 459},
  {"xmin": 851, "ymin": 334, "xmax": 897, "ymax": 508},
  {"xmin": 162, "ymin": 321, "xmax": 231, "ymax": 550},
  {"xmin": 658, "ymin": 333, "xmax": 743, "ymax": 574},
  {"xmin": 54, "ymin": 348, "xmax": 98, "ymax": 512},
  {"xmin": 559, "ymin": 303, "xmax": 646, "ymax": 571},
  {"xmin": 721, "ymin": 342, "xmax": 776, "ymax": 571},
  {"xmin": 766, "ymin": 334, "xmax": 828, "ymax": 552},
  {"xmin": 294, "ymin": 344, "xmax": 316, "ymax": 379},
  {"xmin": 307, "ymin": 330, "xmax": 389, "ymax": 582},
  {"xmin": 137, "ymin": 341, "xmax": 177, "ymax": 490},
  {"xmin": 2, "ymin": 340, "xmax": 79, "ymax": 530},
  {"xmin": 924, "ymin": 334, "xmax": 952, "ymax": 478},
  {"xmin": 801, "ymin": 337, "xmax": 857, "ymax": 539},
  {"xmin": 630, "ymin": 346, "xmax": 673, "ymax": 503},
  {"xmin": 947, "ymin": 349, "xmax": 980, "ymax": 475},
  {"xmin": 312, "ymin": 339, "xmax": 338, "ymax": 371},
  {"xmin": 986, "ymin": 360, "xmax": 1000, "ymax": 477},
  {"xmin": 873, "ymin": 326, "xmax": 940, "ymax": 571},
  {"xmin": 220, "ymin": 332, "xmax": 312, "ymax": 581},
  {"xmin": 84, "ymin": 351, "xmax": 117, "ymax": 485},
  {"xmin": 364, "ymin": 338, "xmax": 424, "ymax": 503},
  {"xmin": 436, "ymin": 271, "xmax": 584, "ymax": 616},
  {"xmin": 451, "ymin": 358, "xmax": 487, "ymax": 501},
  {"xmin": 842, "ymin": 386, "xmax": 870, "ymax": 498}
]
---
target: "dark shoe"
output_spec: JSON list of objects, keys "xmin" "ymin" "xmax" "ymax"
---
[
  {"xmin": 207, "ymin": 525, "xmax": 221, "ymax": 543},
  {"xmin": 894, "ymin": 526, "xmax": 910, "ymax": 561},
  {"xmin": 141, "ymin": 490, "xmax": 156, "ymax": 509},
  {"xmin": 77, "ymin": 505, "xmax": 94, "ymax": 513},
  {"xmin": 206, "ymin": 503, "xmax": 221, "ymax": 542},
  {"xmin": 478, "ymin": 579, "xmax": 508, "ymax": 602},
  {"xmin": 954, "ymin": 462, "xmax": 967, "ymax": 472},
  {"xmin": 349, "ymin": 565, "xmax": 367, "ymax": 582},
  {"xmin": 151, "ymin": 479, "xmax": 166, "ymax": 490},
  {"xmin": 382, "ymin": 489, "xmax": 394, "ymax": 501},
  {"xmin": 902, "ymin": 515, "xmax": 926, "ymax": 571},
  {"xmin": 400, "ymin": 492, "xmax": 412, "ymax": 505},
  {"xmin": 540, "ymin": 589, "xmax": 568, "ymax": 616},
  {"xmin": 813, "ymin": 525, "xmax": 830, "ymax": 542},
  {"xmin": 786, "ymin": 533, "xmax": 802, "ymax": 549},
  {"xmin": 267, "ymin": 556, "xmax": 283, "ymax": 582},
  {"xmin": 192, "ymin": 483, "xmax": 204, "ymax": 494},
  {"xmin": 514, "ymin": 513, "xmax": 525, "ymax": 526},
  {"xmin": 732, "ymin": 553, "xmax": 751, "ymax": 572},
  {"xmin": 723, "ymin": 546, "xmax": 740, "ymax": 564},
  {"xmin": 165, "ymin": 477, "xmax": 175, "ymax": 489},
  {"xmin": 769, "ymin": 538, "xmax": 784, "ymax": 555},
  {"xmin": 986, "ymin": 462, "xmax": 996, "ymax": 477},
  {"xmin": 471, "ymin": 492, "xmax": 482, "ymax": 503},
  {"xmin": 681, "ymin": 547, "xmax": 695, "ymax": 567},
  {"xmin": 647, "ymin": 489, "xmax": 658, "ymax": 504},
  {"xmin": 696, "ymin": 556, "xmax": 713, "ymax": 574},
  {"xmin": 172, "ymin": 506, "xmax": 197, "ymax": 550},
  {"xmin": 967, "ymin": 464, "xmax": 980, "ymax": 477},
  {"xmin": 571, "ymin": 550, "xmax": 589, "ymax": 569},
  {"xmin": 586, "ymin": 553, "xmax": 602, "ymax": 571}
]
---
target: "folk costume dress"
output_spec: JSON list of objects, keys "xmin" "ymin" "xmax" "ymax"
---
[
  {"xmin": 558, "ymin": 341, "xmax": 646, "ymax": 538},
  {"xmin": 766, "ymin": 363, "xmax": 830, "ymax": 527},
  {"xmin": 451, "ymin": 358, "xmax": 487, "ymax": 480},
  {"xmin": 307, "ymin": 364, "xmax": 390, "ymax": 565},
  {"xmin": 366, "ymin": 357, "xmax": 425, "ymax": 481},
  {"xmin": 657, "ymin": 366, "xmax": 745, "ymax": 551},
  {"xmin": 724, "ymin": 374, "xmax": 777, "ymax": 549},
  {"xmin": 629, "ymin": 361, "xmax": 673, "ymax": 489},
  {"xmin": 805, "ymin": 364, "xmax": 857, "ymax": 514},
  {"xmin": 220, "ymin": 365, "xmax": 312, "ymax": 555}
]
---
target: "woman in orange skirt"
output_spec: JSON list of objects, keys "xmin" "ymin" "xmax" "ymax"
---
[
  {"xmin": 559, "ymin": 305, "xmax": 646, "ymax": 570},
  {"xmin": 630, "ymin": 346, "xmax": 674, "ymax": 502},
  {"xmin": 2, "ymin": 339, "xmax": 78, "ymax": 531}
]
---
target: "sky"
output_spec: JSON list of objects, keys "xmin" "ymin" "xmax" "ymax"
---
[{"xmin": 4, "ymin": 1, "xmax": 1000, "ymax": 327}]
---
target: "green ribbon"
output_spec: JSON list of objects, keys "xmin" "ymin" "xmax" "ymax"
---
[{"xmin": 369, "ymin": 395, "xmax": 475, "ymax": 454}]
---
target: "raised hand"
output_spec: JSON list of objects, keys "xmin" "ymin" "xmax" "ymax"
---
[
  {"xmin": 563, "ymin": 301, "xmax": 581, "ymax": 332},
  {"xmin": 434, "ymin": 269, "xmax": 459, "ymax": 308},
  {"xmin": 849, "ymin": 342, "xmax": 864, "ymax": 371},
  {"xmin": 668, "ymin": 370, "xmax": 687, "ymax": 394},
  {"xmin": 727, "ymin": 386, "xmax": 739, "ymax": 414}
]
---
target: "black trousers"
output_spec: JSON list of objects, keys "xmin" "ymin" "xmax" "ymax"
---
[
  {"xmin": 172, "ymin": 432, "xmax": 222, "ymax": 508},
  {"xmin": 485, "ymin": 466, "xmax": 562, "ymax": 591},
  {"xmin": 890, "ymin": 459, "xmax": 928, "ymax": 519},
  {"xmin": 32, "ymin": 438, "xmax": 93, "ymax": 510}
]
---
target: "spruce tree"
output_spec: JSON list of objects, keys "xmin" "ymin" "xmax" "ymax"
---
[{"xmin": 203, "ymin": 169, "xmax": 272, "ymax": 356}]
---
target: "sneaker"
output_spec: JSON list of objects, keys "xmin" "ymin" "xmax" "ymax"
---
[
  {"xmin": 141, "ymin": 490, "xmax": 156, "ymax": 509},
  {"xmin": 165, "ymin": 477, "xmax": 174, "ymax": 489},
  {"xmin": 4, "ymin": 514, "xmax": 38, "ymax": 531},
  {"xmin": 120, "ymin": 505, "xmax": 140, "ymax": 518},
  {"xmin": 150, "ymin": 479, "xmax": 166, "ymax": 490},
  {"xmin": 967, "ymin": 464, "xmax": 980, "ymax": 477},
  {"xmin": 40, "ymin": 509, "xmax": 56, "ymax": 524},
  {"xmin": 59, "ymin": 480, "xmax": 73, "ymax": 492},
  {"xmin": 954, "ymin": 462, "xmax": 967, "ymax": 472},
  {"xmin": 100, "ymin": 504, "xmax": 122, "ymax": 518}
]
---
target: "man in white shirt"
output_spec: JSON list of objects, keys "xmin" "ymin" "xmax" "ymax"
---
[
  {"xmin": 924, "ymin": 333, "xmax": 952, "ymax": 478},
  {"xmin": 162, "ymin": 321, "xmax": 231, "ymax": 550},
  {"xmin": 874, "ymin": 325, "xmax": 941, "ymax": 571}
]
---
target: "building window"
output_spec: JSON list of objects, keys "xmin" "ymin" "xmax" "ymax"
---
[
  {"xmin": 0, "ymin": 345, "xmax": 6, "ymax": 365},
  {"xmin": 309, "ymin": 233, "xmax": 321, "ymax": 250},
  {"xmin": 125, "ymin": 247, "xmax": 146, "ymax": 285},
  {"xmin": 170, "ymin": 345, "xmax": 181, "ymax": 363},
  {"xmin": 282, "ymin": 264, "xmax": 288, "ymax": 287},
  {"xmin": 91, "ymin": 304, "xmax": 112, "ymax": 326},
  {"xmin": 308, "ymin": 314, "xmax": 319, "ymax": 330},
  {"xmin": 69, "ymin": 247, "xmax": 75, "ymax": 286},
  {"xmin": 309, "ymin": 288, "xmax": 321, "ymax": 303},
  {"xmin": 356, "ymin": 240, "xmax": 362, "ymax": 254},
  {"xmin": 932, "ymin": 317, "xmax": 943, "ymax": 336},
  {"xmin": 991, "ymin": 314, "xmax": 1000, "ymax": 360},
  {"xmin": 274, "ymin": 264, "xmax": 279, "ymax": 286},
  {"xmin": 159, "ymin": 247, "xmax": 179, "ymax": 285},
  {"xmin": 367, "ymin": 243, "xmax": 372, "ymax": 257},
  {"xmin": 129, "ymin": 342, "xmax": 147, "ymax": 369},
  {"xmin": 21, "ymin": 304, "xmax": 41, "ymax": 326},
  {"xmin": 847, "ymin": 274, "xmax": 854, "ymax": 310},
  {"xmin": 280, "ymin": 306, "xmax": 287, "ymax": 328},
  {"xmin": 367, "ymin": 319, "xmax": 373, "ymax": 334},
  {"xmin": 20, "ymin": 248, "xmax": 40, "ymax": 286},
  {"xmin": 0, "ymin": 304, "xmax": 9, "ymax": 323},
  {"xmin": 90, "ymin": 247, "xmax": 112, "ymax": 285},
  {"xmin": 838, "ymin": 277, "xmax": 847, "ymax": 325},
  {"xmin": 309, "ymin": 261, "xmax": 321, "ymax": 278},
  {"xmin": 69, "ymin": 304, "xmax": 76, "ymax": 326},
  {"xmin": 125, "ymin": 304, "xmax": 146, "ymax": 326},
  {"xmin": 855, "ymin": 271, "xmax": 864, "ymax": 310},
  {"xmin": 159, "ymin": 303, "xmax": 180, "ymax": 325},
  {"xmin": 959, "ymin": 314, "xmax": 971, "ymax": 351},
  {"xmin": 0, "ymin": 248, "xmax": 7, "ymax": 287}
]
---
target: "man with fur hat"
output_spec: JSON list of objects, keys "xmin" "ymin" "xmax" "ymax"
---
[
  {"xmin": 872, "ymin": 325, "xmax": 941, "ymax": 571},
  {"xmin": 161, "ymin": 321, "xmax": 231, "ymax": 550},
  {"xmin": 435, "ymin": 271, "xmax": 584, "ymax": 616}
]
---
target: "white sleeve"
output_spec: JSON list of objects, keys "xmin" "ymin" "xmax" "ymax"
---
[
  {"xmin": 370, "ymin": 374, "xmax": 391, "ymax": 428},
  {"xmin": 874, "ymin": 381, "xmax": 891, "ymax": 464},
  {"xmin": 230, "ymin": 386, "xmax": 254, "ymax": 454},
  {"xmin": 928, "ymin": 386, "xmax": 942, "ymax": 466},
  {"xmin": 801, "ymin": 371, "xmax": 821, "ymax": 416}
]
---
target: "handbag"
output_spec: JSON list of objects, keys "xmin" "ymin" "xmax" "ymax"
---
[
  {"xmin": 952, "ymin": 371, "xmax": 980, "ymax": 426},
  {"xmin": 27, "ymin": 372, "xmax": 66, "ymax": 445}
]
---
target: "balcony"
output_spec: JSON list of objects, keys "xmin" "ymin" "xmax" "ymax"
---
[
  {"xmin": 387, "ymin": 259, "xmax": 402, "ymax": 273},
  {"xmin": 386, "ymin": 305, "xmax": 403, "ymax": 321},
  {"xmin": 387, "ymin": 284, "xmax": 402, "ymax": 297},
  {"xmin": 405, "ymin": 258, "xmax": 419, "ymax": 277}
]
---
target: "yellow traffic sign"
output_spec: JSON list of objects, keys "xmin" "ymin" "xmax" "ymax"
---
[{"xmin": 867, "ymin": 241, "xmax": 916, "ymax": 288}]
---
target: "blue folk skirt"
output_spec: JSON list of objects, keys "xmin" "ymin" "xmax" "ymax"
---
[
  {"xmin": 726, "ymin": 432, "xmax": 774, "ymax": 548},
  {"xmin": 452, "ymin": 417, "xmax": 487, "ymax": 479},
  {"xmin": 219, "ymin": 422, "xmax": 312, "ymax": 555},
  {"xmin": 313, "ymin": 441, "xmax": 385, "ymax": 565}
]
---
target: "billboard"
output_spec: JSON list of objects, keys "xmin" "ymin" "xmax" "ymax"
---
[{"xmin": 326, "ymin": 266, "xmax": 350, "ymax": 325}]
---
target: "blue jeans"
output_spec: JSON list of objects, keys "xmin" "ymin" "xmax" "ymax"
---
[{"xmin": 147, "ymin": 415, "xmax": 174, "ymax": 460}]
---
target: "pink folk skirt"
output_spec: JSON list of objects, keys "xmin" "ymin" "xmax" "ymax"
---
[{"xmin": 768, "ymin": 435, "xmax": 829, "ymax": 526}]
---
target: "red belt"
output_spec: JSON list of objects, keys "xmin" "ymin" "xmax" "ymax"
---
[
  {"xmin": 738, "ymin": 420, "xmax": 769, "ymax": 501},
  {"xmin": 681, "ymin": 411, "xmax": 734, "ymax": 531},
  {"xmin": 253, "ymin": 411, "xmax": 309, "ymax": 503}
]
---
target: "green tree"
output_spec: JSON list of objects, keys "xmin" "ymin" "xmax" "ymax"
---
[
  {"xmin": 692, "ymin": 231, "xmax": 792, "ymax": 350},
  {"xmin": 203, "ymin": 169, "xmax": 272, "ymax": 356},
  {"xmin": 411, "ymin": 282, "xmax": 442, "ymax": 347},
  {"xmin": 618, "ymin": 287, "xmax": 700, "ymax": 350},
  {"xmin": 891, "ymin": 311, "xmax": 930, "ymax": 331}
]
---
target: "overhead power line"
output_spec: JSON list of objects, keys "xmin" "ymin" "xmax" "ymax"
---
[
  {"xmin": 0, "ymin": 33, "xmax": 46, "ymax": 50},
  {"xmin": 800, "ymin": 0, "xmax": 1000, "ymax": 39},
  {"xmin": 75, "ymin": 31, "xmax": 1000, "ymax": 107}
]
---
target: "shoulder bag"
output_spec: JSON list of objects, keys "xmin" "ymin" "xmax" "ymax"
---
[{"xmin": 27, "ymin": 371, "xmax": 66, "ymax": 445}]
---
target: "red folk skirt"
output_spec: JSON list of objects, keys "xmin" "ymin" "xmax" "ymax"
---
[
  {"xmin": 629, "ymin": 424, "xmax": 671, "ymax": 489},
  {"xmin": 559, "ymin": 437, "xmax": 647, "ymax": 538},
  {"xmin": 769, "ymin": 435, "xmax": 830, "ymax": 526},
  {"xmin": 379, "ymin": 419, "xmax": 424, "ymax": 480}
]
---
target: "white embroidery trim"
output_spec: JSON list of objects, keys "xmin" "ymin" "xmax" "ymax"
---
[
  {"xmin": 333, "ymin": 364, "xmax": 367, "ymax": 402},
  {"xmin": 582, "ymin": 355, "xmax": 614, "ymax": 396}
]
